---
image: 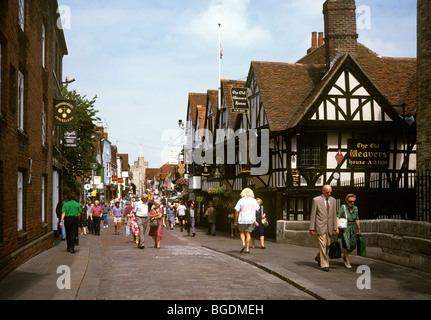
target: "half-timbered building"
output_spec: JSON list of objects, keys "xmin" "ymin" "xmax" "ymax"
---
[{"xmin": 225, "ymin": 0, "xmax": 417, "ymax": 227}]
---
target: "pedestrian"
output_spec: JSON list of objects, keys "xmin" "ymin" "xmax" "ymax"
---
[
  {"xmin": 309, "ymin": 185, "xmax": 339, "ymax": 272},
  {"xmin": 135, "ymin": 194, "xmax": 149, "ymax": 249},
  {"xmin": 126, "ymin": 203, "xmax": 140, "ymax": 244},
  {"xmin": 59, "ymin": 191, "xmax": 81, "ymax": 254},
  {"xmin": 167, "ymin": 204, "xmax": 176, "ymax": 230},
  {"xmin": 228, "ymin": 211, "xmax": 237, "ymax": 238},
  {"xmin": 56, "ymin": 197, "xmax": 66, "ymax": 240},
  {"xmin": 185, "ymin": 202, "xmax": 196, "ymax": 237},
  {"xmin": 102, "ymin": 201, "xmax": 111, "ymax": 229},
  {"xmin": 177, "ymin": 200, "xmax": 187, "ymax": 232},
  {"xmin": 91, "ymin": 200, "xmax": 103, "ymax": 236},
  {"xmin": 205, "ymin": 201, "xmax": 217, "ymax": 236},
  {"xmin": 252, "ymin": 198, "xmax": 266, "ymax": 249},
  {"xmin": 86, "ymin": 199, "xmax": 94, "ymax": 234},
  {"xmin": 149, "ymin": 200, "xmax": 164, "ymax": 249},
  {"xmin": 112, "ymin": 200, "xmax": 124, "ymax": 235},
  {"xmin": 338, "ymin": 194, "xmax": 362, "ymax": 269},
  {"xmin": 124, "ymin": 200, "xmax": 133, "ymax": 237},
  {"xmin": 79, "ymin": 201, "xmax": 88, "ymax": 235},
  {"xmin": 234, "ymin": 188, "xmax": 260, "ymax": 254}
]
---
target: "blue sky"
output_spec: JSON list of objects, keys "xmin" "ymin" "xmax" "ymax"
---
[{"xmin": 59, "ymin": 0, "xmax": 417, "ymax": 168}]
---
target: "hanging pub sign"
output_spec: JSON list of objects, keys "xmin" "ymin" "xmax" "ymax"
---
[
  {"xmin": 347, "ymin": 139, "xmax": 390, "ymax": 168},
  {"xmin": 230, "ymin": 88, "xmax": 249, "ymax": 114},
  {"xmin": 54, "ymin": 100, "xmax": 77, "ymax": 125},
  {"xmin": 63, "ymin": 129, "xmax": 78, "ymax": 148}
]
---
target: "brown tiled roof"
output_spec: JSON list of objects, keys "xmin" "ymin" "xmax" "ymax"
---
[
  {"xmin": 256, "ymin": 42, "xmax": 417, "ymax": 132},
  {"xmin": 356, "ymin": 44, "xmax": 417, "ymax": 115},
  {"xmin": 297, "ymin": 43, "xmax": 417, "ymax": 115},
  {"xmin": 207, "ymin": 89, "xmax": 219, "ymax": 121},
  {"xmin": 187, "ymin": 93, "xmax": 207, "ymax": 127},
  {"xmin": 251, "ymin": 61, "xmax": 327, "ymax": 132},
  {"xmin": 196, "ymin": 105, "xmax": 207, "ymax": 139}
]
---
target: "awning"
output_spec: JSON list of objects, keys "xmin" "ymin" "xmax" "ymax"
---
[{"xmin": 168, "ymin": 193, "xmax": 189, "ymax": 201}]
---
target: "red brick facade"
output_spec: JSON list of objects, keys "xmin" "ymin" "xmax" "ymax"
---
[
  {"xmin": 417, "ymin": 0, "xmax": 431, "ymax": 170},
  {"xmin": 0, "ymin": 0, "xmax": 68, "ymax": 280}
]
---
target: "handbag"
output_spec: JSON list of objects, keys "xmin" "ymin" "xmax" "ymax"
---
[
  {"xmin": 150, "ymin": 219, "xmax": 159, "ymax": 228},
  {"xmin": 329, "ymin": 236, "xmax": 341, "ymax": 259},
  {"xmin": 260, "ymin": 206, "xmax": 269, "ymax": 227},
  {"xmin": 357, "ymin": 234, "xmax": 366, "ymax": 257},
  {"xmin": 338, "ymin": 205, "xmax": 348, "ymax": 229}
]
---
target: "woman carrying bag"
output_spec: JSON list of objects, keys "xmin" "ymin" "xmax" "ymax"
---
[{"xmin": 337, "ymin": 194, "xmax": 362, "ymax": 268}]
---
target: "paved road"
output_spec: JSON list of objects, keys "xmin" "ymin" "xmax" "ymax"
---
[{"xmin": 1, "ymin": 218, "xmax": 430, "ymax": 308}]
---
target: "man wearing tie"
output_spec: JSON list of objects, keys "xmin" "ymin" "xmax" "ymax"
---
[{"xmin": 309, "ymin": 185, "xmax": 339, "ymax": 272}]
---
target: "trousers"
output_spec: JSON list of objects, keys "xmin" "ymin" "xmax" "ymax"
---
[
  {"xmin": 136, "ymin": 216, "xmax": 148, "ymax": 248},
  {"xmin": 316, "ymin": 228, "xmax": 331, "ymax": 268},
  {"xmin": 64, "ymin": 216, "xmax": 78, "ymax": 251}
]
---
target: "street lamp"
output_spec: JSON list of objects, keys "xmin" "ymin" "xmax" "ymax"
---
[
  {"xmin": 63, "ymin": 77, "xmax": 76, "ymax": 84},
  {"xmin": 178, "ymin": 119, "xmax": 185, "ymax": 130}
]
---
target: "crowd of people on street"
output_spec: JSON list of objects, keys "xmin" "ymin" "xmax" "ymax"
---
[{"xmin": 58, "ymin": 185, "xmax": 362, "ymax": 273}]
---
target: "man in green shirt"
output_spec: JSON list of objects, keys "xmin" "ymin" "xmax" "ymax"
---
[{"xmin": 60, "ymin": 191, "xmax": 82, "ymax": 254}]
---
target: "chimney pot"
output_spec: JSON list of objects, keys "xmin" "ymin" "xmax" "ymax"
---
[
  {"xmin": 318, "ymin": 32, "xmax": 324, "ymax": 47},
  {"xmin": 312, "ymin": 32, "xmax": 318, "ymax": 48}
]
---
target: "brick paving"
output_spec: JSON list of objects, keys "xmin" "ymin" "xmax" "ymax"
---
[{"xmin": 1, "ymin": 218, "xmax": 430, "ymax": 303}]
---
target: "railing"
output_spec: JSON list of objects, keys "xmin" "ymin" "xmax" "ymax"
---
[{"xmin": 416, "ymin": 169, "xmax": 431, "ymax": 222}]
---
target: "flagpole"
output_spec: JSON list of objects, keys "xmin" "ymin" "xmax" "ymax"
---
[{"xmin": 218, "ymin": 23, "xmax": 222, "ymax": 110}]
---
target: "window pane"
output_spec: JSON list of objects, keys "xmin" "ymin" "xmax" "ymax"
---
[{"xmin": 301, "ymin": 147, "xmax": 310, "ymax": 166}]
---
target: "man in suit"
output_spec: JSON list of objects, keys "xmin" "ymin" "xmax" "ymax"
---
[{"xmin": 309, "ymin": 185, "xmax": 339, "ymax": 272}]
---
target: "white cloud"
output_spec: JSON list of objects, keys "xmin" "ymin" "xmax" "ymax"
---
[{"xmin": 184, "ymin": 0, "xmax": 272, "ymax": 49}]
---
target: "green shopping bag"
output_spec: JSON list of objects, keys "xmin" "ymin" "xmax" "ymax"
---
[{"xmin": 357, "ymin": 234, "xmax": 366, "ymax": 257}]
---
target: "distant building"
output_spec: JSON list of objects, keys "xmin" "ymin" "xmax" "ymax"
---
[{"xmin": 130, "ymin": 157, "xmax": 149, "ymax": 196}]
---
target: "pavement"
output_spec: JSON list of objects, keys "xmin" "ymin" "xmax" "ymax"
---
[{"xmin": 0, "ymin": 219, "xmax": 430, "ymax": 303}]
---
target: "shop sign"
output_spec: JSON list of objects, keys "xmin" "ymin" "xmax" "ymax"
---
[
  {"xmin": 347, "ymin": 140, "xmax": 390, "ymax": 168},
  {"xmin": 230, "ymin": 88, "xmax": 249, "ymax": 114},
  {"xmin": 63, "ymin": 130, "xmax": 78, "ymax": 148},
  {"xmin": 54, "ymin": 100, "xmax": 76, "ymax": 125}
]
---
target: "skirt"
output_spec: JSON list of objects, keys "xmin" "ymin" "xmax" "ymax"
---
[{"xmin": 148, "ymin": 219, "xmax": 165, "ymax": 242}]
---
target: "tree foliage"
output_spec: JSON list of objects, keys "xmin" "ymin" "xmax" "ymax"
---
[{"xmin": 61, "ymin": 86, "xmax": 101, "ymax": 191}]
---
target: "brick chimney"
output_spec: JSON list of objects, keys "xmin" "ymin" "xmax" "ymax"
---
[
  {"xmin": 323, "ymin": 0, "xmax": 358, "ymax": 66},
  {"xmin": 307, "ymin": 32, "xmax": 325, "ymax": 54}
]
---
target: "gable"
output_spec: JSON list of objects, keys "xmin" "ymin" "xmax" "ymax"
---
[
  {"xmin": 309, "ymin": 70, "xmax": 393, "ymax": 122},
  {"xmin": 304, "ymin": 55, "xmax": 400, "ymax": 124}
]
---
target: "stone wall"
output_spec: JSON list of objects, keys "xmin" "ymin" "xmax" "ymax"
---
[{"xmin": 277, "ymin": 219, "xmax": 431, "ymax": 273}]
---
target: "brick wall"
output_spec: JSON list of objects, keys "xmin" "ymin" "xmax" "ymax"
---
[
  {"xmin": 0, "ymin": 0, "xmax": 66, "ymax": 280},
  {"xmin": 323, "ymin": 0, "xmax": 359, "ymax": 66},
  {"xmin": 417, "ymin": 0, "xmax": 431, "ymax": 170}
]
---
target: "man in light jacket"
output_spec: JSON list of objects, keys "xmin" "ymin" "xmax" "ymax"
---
[{"xmin": 309, "ymin": 185, "xmax": 339, "ymax": 272}]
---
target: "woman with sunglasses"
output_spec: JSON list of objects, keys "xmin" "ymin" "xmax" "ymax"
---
[{"xmin": 337, "ymin": 194, "xmax": 362, "ymax": 268}]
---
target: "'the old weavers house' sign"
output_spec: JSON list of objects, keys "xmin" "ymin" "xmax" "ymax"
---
[
  {"xmin": 347, "ymin": 139, "xmax": 390, "ymax": 168},
  {"xmin": 231, "ymin": 88, "xmax": 249, "ymax": 114}
]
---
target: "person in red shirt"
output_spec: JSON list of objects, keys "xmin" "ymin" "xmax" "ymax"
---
[{"xmin": 91, "ymin": 200, "xmax": 104, "ymax": 236}]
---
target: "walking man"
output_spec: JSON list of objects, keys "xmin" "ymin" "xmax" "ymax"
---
[
  {"xmin": 91, "ymin": 200, "xmax": 103, "ymax": 236},
  {"xmin": 309, "ymin": 185, "xmax": 339, "ymax": 272},
  {"xmin": 112, "ymin": 201, "xmax": 124, "ymax": 235},
  {"xmin": 185, "ymin": 202, "xmax": 196, "ymax": 237},
  {"xmin": 135, "ymin": 195, "xmax": 149, "ymax": 249},
  {"xmin": 59, "ymin": 191, "xmax": 81, "ymax": 254}
]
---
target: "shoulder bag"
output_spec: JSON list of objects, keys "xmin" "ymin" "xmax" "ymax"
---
[{"xmin": 338, "ymin": 205, "xmax": 348, "ymax": 229}]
